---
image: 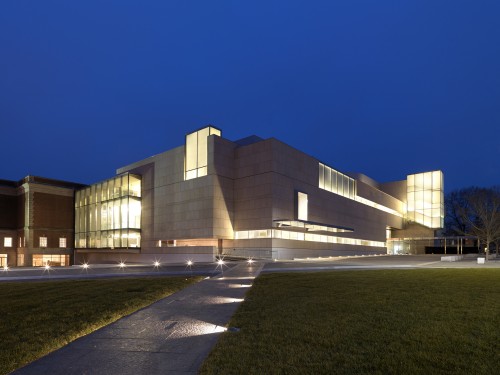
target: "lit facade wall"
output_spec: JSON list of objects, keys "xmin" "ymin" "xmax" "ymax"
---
[
  {"xmin": 75, "ymin": 173, "xmax": 141, "ymax": 249},
  {"xmin": 185, "ymin": 126, "xmax": 221, "ymax": 180},
  {"xmin": 226, "ymin": 137, "xmax": 406, "ymax": 259},
  {"xmin": 406, "ymin": 170, "xmax": 444, "ymax": 228}
]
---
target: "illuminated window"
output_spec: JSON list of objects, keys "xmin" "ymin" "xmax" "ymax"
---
[
  {"xmin": 32, "ymin": 254, "xmax": 69, "ymax": 267},
  {"xmin": 318, "ymin": 163, "xmax": 356, "ymax": 199},
  {"xmin": 297, "ymin": 192, "xmax": 308, "ymax": 221},
  {"xmin": 234, "ymin": 229, "xmax": 384, "ymax": 248},
  {"xmin": 406, "ymin": 171, "xmax": 443, "ymax": 228},
  {"xmin": 75, "ymin": 173, "xmax": 142, "ymax": 249},
  {"xmin": 3, "ymin": 237, "xmax": 12, "ymax": 247},
  {"xmin": 59, "ymin": 238, "xmax": 67, "ymax": 248},
  {"xmin": 39, "ymin": 237, "xmax": 48, "ymax": 248},
  {"xmin": 0, "ymin": 254, "xmax": 6, "ymax": 267},
  {"xmin": 318, "ymin": 162, "xmax": 404, "ymax": 217},
  {"xmin": 185, "ymin": 126, "xmax": 221, "ymax": 180}
]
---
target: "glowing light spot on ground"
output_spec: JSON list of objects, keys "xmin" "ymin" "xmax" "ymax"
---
[
  {"xmin": 168, "ymin": 319, "xmax": 228, "ymax": 338},
  {"xmin": 228, "ymin": 283, "xmax": 252, "ymax": 288}
]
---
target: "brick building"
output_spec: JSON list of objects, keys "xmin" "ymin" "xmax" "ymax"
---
[{"xmin": 0, "ymin": 176, "xmax": 85, "ymax": 267}]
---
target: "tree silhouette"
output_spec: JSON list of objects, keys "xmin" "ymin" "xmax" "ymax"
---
[{"xmin": 445, "ymin": 186, "xmax": 500, "ymax": 255}]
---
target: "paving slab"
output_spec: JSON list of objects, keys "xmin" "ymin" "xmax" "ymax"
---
[{"xmin": 12, "ymin": 261, "xmax": 264, "ymax": 375}]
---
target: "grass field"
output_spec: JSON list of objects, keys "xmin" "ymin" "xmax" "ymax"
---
[
  {"xmin": 200, "ymin": 269, "xmax": 500, "ymax": 375},
  {"xmin": 0, "ymin": 276, "xmax": 202, "ymax": 375}
]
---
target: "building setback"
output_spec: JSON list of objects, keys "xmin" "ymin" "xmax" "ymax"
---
[{"xmin": 0, "ymin": 126, "xmax": 443, "ymax": 267}]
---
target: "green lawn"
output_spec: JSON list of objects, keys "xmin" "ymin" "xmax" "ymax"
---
[
  {"xmin": 200, "ymin": 269, "xmax": 500, "ymax": 375},
  {"xmin": 0, "ymin": 276, "xmax": 202, "ymax": 375}
]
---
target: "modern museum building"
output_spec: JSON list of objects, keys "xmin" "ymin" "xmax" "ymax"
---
[{"xmin": 0, "ymin": 126, "xmax": 444, "ymax": 266}]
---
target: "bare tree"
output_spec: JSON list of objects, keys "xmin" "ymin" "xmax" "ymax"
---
[
  {"xmin": 444, "ymin": 189, "xmax": 472, "ymax": 236},
  {"xmin": 446, "ymin": 187, "xmax": 500, "ymax": 256}
]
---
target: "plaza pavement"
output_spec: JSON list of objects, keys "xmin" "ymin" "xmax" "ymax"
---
[
  {"xmin": 9, "ymin": 254, "xmax": 500, "ymax": 374},
  {"xmin": 261, "ymin": 253, "xmax": 500, "ymax": 273}
]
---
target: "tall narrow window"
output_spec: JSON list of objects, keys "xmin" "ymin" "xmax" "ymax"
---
[
  {"xmin": 0, "ymin": 254, "xmax": 7, "ymax": 267},
  {"xmin": 185, "ymin": 126, "xmax": 221, "ymax": 180},
  {"xmin": 297, "ymin": 192, "xmax": 308, "ymax": 221},
  {"xmin": 59, "ymin": 238, "xmax": 67, "ymax": 248}
]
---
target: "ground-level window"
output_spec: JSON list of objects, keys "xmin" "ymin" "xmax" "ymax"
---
[
  {"xmin": 32, "ymin": 254, "xmax": 69, "ymax": 267},
  {"xmin": 3, "ymin": 237, "xmax": 12, "ymax": 247},
  {"xmin": 17, "ymin": 254, "xmax": 24, "ymax": 266},
  {"xmin": 0, "ymin": 254, "xmax": 7, "ymax": 267},
  {"xmin": 59, "ymin": 238, "xmax": 67, "ymax": 248},
  {"xmin": 39, "ymin": 237, "xmax": 48, "ymax": 248}
]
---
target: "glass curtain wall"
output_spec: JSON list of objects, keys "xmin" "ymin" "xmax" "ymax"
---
[
  {"xmin": 319, "ymin": 163, "xmax": 356, "ymax": 199},
  {"xmin": 185, "ymin": 126, "xmax": 221, "ymax": 180},
  {"xmin": 407, "ymin": 170, "xmax": 444, "ymax": 228},
  {"xmin": 75, "ymin": 173, "xmax": 141, "ymax": 249}
]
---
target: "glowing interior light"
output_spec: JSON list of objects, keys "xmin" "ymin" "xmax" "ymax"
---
[
  {"xmin": 119, "ymin": 262, "xmax": 126, "ymax": 268},
  {"xmin": 406, "ymin": 170, "xmax": 443, "ymax": 228},
  {"xmin": 82, "ymin": 263, "xmax": 89, "ymax": 269}
]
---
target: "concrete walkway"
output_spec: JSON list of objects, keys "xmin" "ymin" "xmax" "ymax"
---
[{"xmin": 13, "ymin": 261, "xmax": 264, "ymax": 375}]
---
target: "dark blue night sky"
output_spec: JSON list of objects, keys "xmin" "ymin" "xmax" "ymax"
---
[{"xmin": 1, "ymin": 1, "xmax": 499, "ymax": 192}]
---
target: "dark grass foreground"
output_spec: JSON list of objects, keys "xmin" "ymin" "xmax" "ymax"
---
[
  {"xmin": 200, "ymin": 269, "xmax": 500, "ymax": 375},
  {"xmin": 0, "ymin": 276, "xmax": 202, "ymax": 375}
]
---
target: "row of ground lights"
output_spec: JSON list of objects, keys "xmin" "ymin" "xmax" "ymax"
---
[{"xmin": 0, "ymin": 257, "xmax": 256, "ymax": 272}]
